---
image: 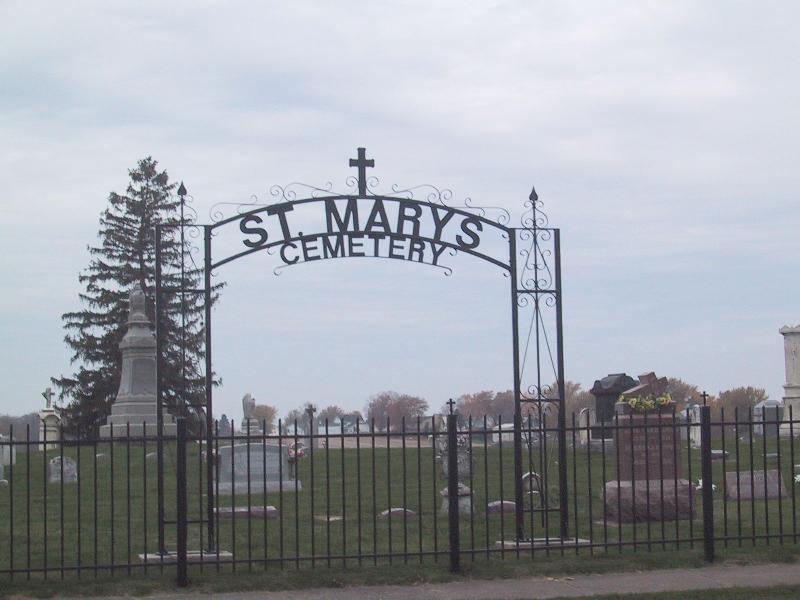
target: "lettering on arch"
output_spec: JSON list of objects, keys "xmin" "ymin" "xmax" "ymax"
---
[{"xmin": 211, "ymin": 196, "xmax": 511, "ymax": 272}]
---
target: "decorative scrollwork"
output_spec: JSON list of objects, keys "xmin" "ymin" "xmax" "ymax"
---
[
  {"xmin": 521, "ymin": 186, "xmax": 549, "ymax": 229},
  {"xmin": 385, "ymin": 183, "xmax": 511, "ymax": 225},
  {"xmin": 210, "ymin": 194, "xmax": 267, "ymax": 223},
  {"xmin": 518, "ymin": 228, "xmax": 554, "ymax": 291},
  {"xmin": 525, "ymin": 383, "xmax": 558, "ymax": 401},
  {"xmin": 209, "ymin": 177, "xmax": 514, "ymax": 229}
]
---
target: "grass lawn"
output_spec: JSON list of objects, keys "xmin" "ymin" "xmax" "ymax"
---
[{"xmin": 0, "ymin": 428, "xmax": 799, "ymax": 592}]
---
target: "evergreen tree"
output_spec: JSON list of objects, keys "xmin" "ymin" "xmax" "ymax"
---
[{"xmin": 55, "ymin": 157, "xmax": 215, "ymax": 436}]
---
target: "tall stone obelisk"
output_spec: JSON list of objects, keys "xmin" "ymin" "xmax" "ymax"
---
[
  {"xmin": 780, "ymin": 325, "xmax": 800, "ymax": 434},
  {"xmin": 99, "ymin": 286, "xmax": 176, "ymax": 438}
]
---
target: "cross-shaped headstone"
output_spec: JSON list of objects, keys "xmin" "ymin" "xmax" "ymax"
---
[
  {"xmin": 349, "ymin": 147, "xmax": 374, "ymax": 196},
  {"xmin": 446, "ymin": 398, "xmax": 456, "ymax": 415},
  {"xmin": 701, "ymin": 391, "xmax": 709, "ymax": 406},
  {"xmin": 41, "ymin": 387, "xmax": 54, "ymax": 409}
]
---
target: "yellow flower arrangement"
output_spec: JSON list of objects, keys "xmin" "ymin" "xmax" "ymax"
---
[{"xmin": 618, "ymin": 393, "xmax": 672, "ymax": 413}]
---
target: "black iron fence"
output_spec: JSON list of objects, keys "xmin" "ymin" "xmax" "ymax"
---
[{"xmin": 1, "ymin": 408, "xmax": 799, "ymax": 584}]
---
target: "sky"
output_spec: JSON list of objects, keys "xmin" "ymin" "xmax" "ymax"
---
[{"xmin": 1, "ymin": 1, "xmax": 798, "ymax": 422}]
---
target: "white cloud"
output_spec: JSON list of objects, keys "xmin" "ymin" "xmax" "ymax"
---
[{"xmin": 1, "ymin": 1, "xmax": 798, "ymax": 417}]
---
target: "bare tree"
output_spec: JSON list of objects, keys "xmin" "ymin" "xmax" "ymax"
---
[
  {"xmin": 318, "ymin": 405, "xmax": 345, "ymax": 424},
  {"xmin": 666, "ymin": 378, "xmax": 702, "ymax": 408},
  {"xmin": 366, "ymin": 391, "xmax": 429, "ymax": 430},
  {"xmin": 250, "ymin": 404, "xmax": 278, "ymax": 434},
  {"xmin": 717, "ymin": 387, "xmax": 768, "ymax": 419},
  {"xmin": 453, "ymin": 391, "xmax": 495, "ymax": 418}
]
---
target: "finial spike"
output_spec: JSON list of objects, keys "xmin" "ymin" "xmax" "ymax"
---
[
  {"xmin": 177, "ymin": 181, "xmax": 187, "ymax": 197},
  {"xmin": 529, "ymin": 186, "xmax": 538, "ymax": 202}
]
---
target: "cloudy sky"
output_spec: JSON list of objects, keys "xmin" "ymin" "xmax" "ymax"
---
[{"xmin": 1, "ymin": 1, "xmax": 798, "ymax": 422}]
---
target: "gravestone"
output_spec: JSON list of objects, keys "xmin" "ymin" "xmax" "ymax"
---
[
  {"xmin": 38, "ymin": 387, "xmax": 61, "ymax": 451},
  {"xmin": 577, "ymin": 407, "xmax": 595, "ymax": 446},
  {"xmin": 605, "ymin": 372, "xmax": 693, "ymax": 522},
  {"xmin": 0, "ymin": 433, "xmax": 15, "ymax": 468},
  {"xmin": 100, "ymin": 286, "xmax": 176, "ymax": 437},
  {"xmin": 436, "ymin": 432, "xmax": 473, "ymax": 514},
  {"xmin": 48, "ymin": 456, "xmax": 78, "ymax": 484},
  {"xmin": 239, "ymin": 394, "xmax": 264, "ymax": 436},
  {"xmin": 217, "ymin": 443, "xmax": 300, "ymax": 494},
  {"xmin": 218, "ymin": 414, "xmax": 232, "ymax": 437},
  {"xmin": 590, "ymin": 373, "xmax": 636, "ymax": 439},
  {"xmin": 725, "ymin": 469, "xmax": 788, "ymax": 501},
  {"xmin": 753, "ymin": 399, "xmax": 783, "ymax": 437},
  {"xmin": 780, "ymin": 325, "xmax": 800, "ymax": 435},
  {"xmin": 687, "ymin": 404, "xmax": 702, "ymax": 448}
]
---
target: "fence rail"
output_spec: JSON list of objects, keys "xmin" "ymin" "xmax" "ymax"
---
[{"xmin": 1, "ymin": 407, "xmax": 799, "ymax": 584}]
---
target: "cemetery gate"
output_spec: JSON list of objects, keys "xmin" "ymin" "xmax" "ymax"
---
[{"xmin": 154, "ymin": 148, "xmax": 567, "ymax": 560}]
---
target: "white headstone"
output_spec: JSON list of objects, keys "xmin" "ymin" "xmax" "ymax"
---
[
  {"xmin": 38, "ymin": 410, "xmax": 61, "ymax": 451},
  {"xmin": 688, "ymin": 404, "xmax": 703, "ymax": 448},
  {"xmin": 48, "ymin": 456, "xmax": 78, "ymax": 484},
  {"xmin": 216, "ymin": 443, "xmax": 300, "ymax": 494},
  {"xmin": 577, "ymin": 408, "xmax": 596, "ymax": 446},
  {"xmin": 0, "ymin": 434, "xmax": 16, "ymax": 467},
  {"xmin": 781, "ymin": 325, "xmax": 800, "ymax": 429}
]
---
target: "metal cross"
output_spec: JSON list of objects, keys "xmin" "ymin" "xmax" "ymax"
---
[
  {"xmin": 446, "ymin": 398, "xmax": 456, "ymax": 415},
  {"xmin": 701, "ymin": 391, "xmax": 709, "ymax": 406},
  {"xmin": 349, "ymin": 147, "xmax": 374, "ymax": 196}
]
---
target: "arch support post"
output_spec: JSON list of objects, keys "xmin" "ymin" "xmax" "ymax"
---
[
  {"xmin": 204, "ymin": 225, "xmax": 216, "ymax": 552},
  {"xmin": 554, "ymin": 229, "xmax": 569, "ymax": 540},
  {"xmin": 509, "ymin": 230, "xmax": 525, "ymax": 542}
]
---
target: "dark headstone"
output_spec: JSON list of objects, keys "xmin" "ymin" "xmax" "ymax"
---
[
  {"xmin": 590, "ymin": 373, "xmax": 636, "ymax": 438},
  {"xmin": 620, "ymin": 372, "xmax": 669, "ymax": 400},
  {"xmin": 614, "ymin": 413, "xmax": 680, "ymax": 481},
  {"xmin": 753, "ymin": 401, "xmax": 783, "ymax": 437},
  {"xmin": 604, "ymin": 479, "xmax": 694, "ymax": 523},
  {"xmin": 724, "ymin": 469, "xmax": 788, "ymax": 501},
  {"xmin": 218, "ymin": 414, "xmax": 232, "ymax": 437}
]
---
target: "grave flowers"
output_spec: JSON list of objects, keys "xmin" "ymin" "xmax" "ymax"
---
[
  {"xmin": 288, "ymin": 442, "xmax": 306, "ymax": 478},
  {"xmin": 617, "ymin": 393, "xmax": 673, "ymax": 414}
]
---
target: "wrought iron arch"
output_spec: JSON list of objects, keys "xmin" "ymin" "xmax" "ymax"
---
[{"xmin": 154, "ymin": 148, "xmax": 567, "ymax": 552}]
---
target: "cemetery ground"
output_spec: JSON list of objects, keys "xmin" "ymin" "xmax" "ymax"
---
[{"xmin": 2, "ymin": 433, "xmax": 800, "ymax": 597}]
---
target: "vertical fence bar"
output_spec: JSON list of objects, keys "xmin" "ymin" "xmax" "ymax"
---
[
  {"xmin": 554, "ymin": 229, "xmax": 569, "ymax": 542},
  {"xmin": 8, "ymin": 425, "xmax": 13, "ymax": 579},
  {"xmin": 204, "ymin": 225, "xmax": 215, "ymax": 553},
  {"xmin": 176, "ymin": 418, "xmax": 188, "ymax": 587},
  {"xmin": 700, "ymin": 406, "xmax": 714, "ymax": 562},
  {"xmin": 155, "ymin": 226, "xmax": 165, "ymax": 557},
  {"xmin": 508, "ymin": 230, "xmax": 525, "ymax": 543},
  {"xmin": 447, "ymin": 412, "xmax": 461, "ymax": 573}
]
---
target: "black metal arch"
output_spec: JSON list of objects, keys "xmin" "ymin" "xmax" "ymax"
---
[
  {"xmin": 207, "ymin": 194, "xmax": 512, "ymax": 273},
  {"xmin": 154, "ymin": 148, "xmax": 567, "ymax": 554}
]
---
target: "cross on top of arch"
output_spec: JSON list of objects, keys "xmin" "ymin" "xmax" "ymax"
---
[{"xmin": 349, "ymin": 147, "xmax": 375, "ymax": 196}]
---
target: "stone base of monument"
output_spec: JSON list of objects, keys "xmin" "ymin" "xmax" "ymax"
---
[
  {"xmin": 138, "ymin": 550, "xmax": 233, "ymax": 563},
  {"xmin": 439, "ymin": 484, "xmax": 472, "ymax": 515},
  {"xmin": 495, "ymin": 538, "xmax": 592, "ymax": 550},
  {"xmin": 604, "ymin": 479, "xmax": 694, "ymax": 523},
  {"xmin": 99, "ymin": 418, "xmax": 177, "ymax": 438}
]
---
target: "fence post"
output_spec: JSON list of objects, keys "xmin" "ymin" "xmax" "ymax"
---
[
  {"xmin": 447, "ymin": 412, "xmax": 461, "ymax": 573},
  {"xmin": 700, "ymin": 406, "xmax": 715, "ymax": 563},
  {"xmin": 176, "ymin": 417, "xmax": 188, "ymax": 586}
]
